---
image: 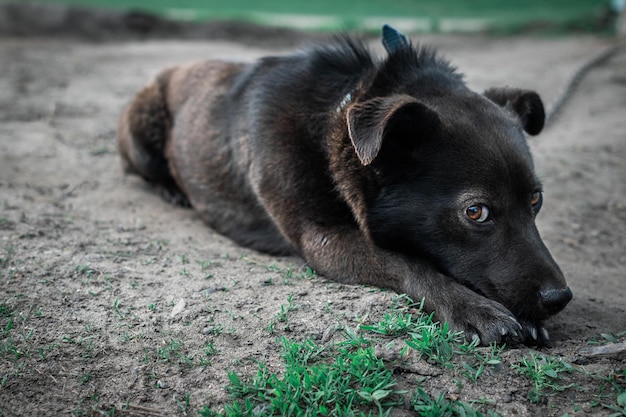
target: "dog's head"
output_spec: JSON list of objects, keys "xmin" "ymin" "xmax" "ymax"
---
[{"xmin": 345, "ymin": 37, "xmax": 571, "ymax": 333}]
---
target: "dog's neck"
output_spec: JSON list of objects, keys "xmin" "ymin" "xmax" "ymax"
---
[{"xmin": 326, "ymin": 88, "xmax": 379, "ymax": 243}]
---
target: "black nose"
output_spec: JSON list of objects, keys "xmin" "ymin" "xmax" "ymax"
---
[{"xmin": 539, "ymin": 286, "xmax": 573, "ymax": 315}]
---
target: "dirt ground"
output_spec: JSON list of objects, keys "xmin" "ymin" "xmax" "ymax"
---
[{"xmin": 0, "ymin": 25, "xmax": 625, "ymax": 417}]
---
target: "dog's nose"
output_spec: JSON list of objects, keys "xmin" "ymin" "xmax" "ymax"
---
[{"xmin": 539, "ymin": 286, "xmax": 573, "ymax": 315}]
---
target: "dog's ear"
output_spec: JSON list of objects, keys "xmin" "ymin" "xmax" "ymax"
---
[
  {"xmin": 484, "ymin": 87, "xmax": 545, "ymax": 136},
  {"xmin": 347, "ymin": 95, "xmax": 439, "ymax": 166},
  {"xmin": 382, "ymin": 24, "xmax": 409, "ymax": 54}
]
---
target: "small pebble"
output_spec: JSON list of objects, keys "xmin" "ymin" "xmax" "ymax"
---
[
  {"xmin": 156, "ymin": 380, "xmax": 167, "ymax": 389},
  {"xmin": 202, "ymin": 326, "xmax": 218, "ymax": 335},
  {"xmin": 502, "ymin": 394, "xmax": 513, "ymax": 403},
  {"xmin": 170, "ymin": 298, "xmax": 186, "ymax": 318}
]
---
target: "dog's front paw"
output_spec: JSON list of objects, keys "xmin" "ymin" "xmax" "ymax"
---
[
  {"xmin": 444, "ymin": 298, "xmax": 523, "ymax": 346},
  {"xmin": 517, "ymin": 320, "xmax": 551, "ymax": 347}
]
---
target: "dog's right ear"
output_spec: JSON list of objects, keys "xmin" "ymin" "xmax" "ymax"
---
[{"xmin": 347, "ymin": 95, "xmax": 440, "ymax": 166}]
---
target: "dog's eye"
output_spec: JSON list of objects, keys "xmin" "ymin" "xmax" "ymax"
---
[
  {"xmin": 466, "ymin": 205, "xmax": 490, "ymax": 223},
  {"xmin": 531, "ymin": 191, "xmax": 543, "ymax": 210}
]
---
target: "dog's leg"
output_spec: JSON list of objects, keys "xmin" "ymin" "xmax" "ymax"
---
[
  {"xmin": 117, "ymin": 73, "xmax": 189, "ymax": 207},
  {"xmin": 252, "ymin": 156, "xmax": 523, "ymax": 345},
  {"xmin": 297, "ymin": 225, "xmax": 523, "ymax": 346}
]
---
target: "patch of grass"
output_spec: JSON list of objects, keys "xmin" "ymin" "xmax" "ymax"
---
[
  {"xmin": 199, "ymin": 343, "xmax": 219, "ymax": 366},
  {"xmin": 150, "ymin": 338, "xmax": 221, "ymax": 368},
  {"xmin": 118, "ymin": 331, "xmax": 137, "ymax": 344},
  {"xmin": 0, "ymin": 302, "xmax": 12, "ymax": 320},
  {"xmin": 359, "ymin": 308, "xmax": 422, "ymax": 337},
  {"xmin": 75, "ymin": 263, "xmax": 96, "ymax": 277},
  {"xmin": 89, "ymin": 146, "xmax": 111, "ymax": 156},
  {"xmin": 37, "ymin": 343, "xmax": 59, "ymax": 361},
  {"xmin": 0, "ymin": 302, "xmax": 39, "ymax": 364},
  {"xmin": 258, "ymin": 261, "xmax": 317, "ymax": 286},
  {"xmin": 600, "ymin": 390, "xmax": 626, "ymax": 416},
  {"xmin": 210, "ymin": 293, "xmax": 626, "ymax": 415},
  {"xmin": 0, "ymin": 244, "xmax": 14, "ymax": 269},
  {"xmin": 588, "ymin": 330, "xmax": 626, "ymax": 345},
  {"xmin": 112, "ymin": 298, "xmax": 125, "ymax": 319},
  {"xmin": 226, "ymin": 310, "xmax": 244, "ymax": 321},
  {"xmin": 197, "ymin": 259, "xmax": 222, "ymax": 270},
  {"xmin": 176, "ymin": 392, "xmax": 193, "ymax": 416},
  {"xmin": 404, "ymin": 319, "xmax": 467, "ymax": 366},
  {"xmin": 0, "ymin": 301, "xmax": 58, "ymax": 387},
  {"xmin": 588, "ymin": 365, "xmax": 626, "ymax": 415},
  {"xmin": 158, "ymin": 338, "xmax": 185, "ymax": 363},
  {"xmin": 72, "ymin": 394, "xmax": 118, "ymax": 417},
  {"xmin": 80, "ymin": 372, "xmax": 93, "ymax": 385},
  {"xmin": 512, "ymin": 352, "xmax": 575, "ymax": 403},
  {"xmin": 205, "ymin": 323, "xmax": 224, "ymax": 336},
  {"xmin": 62, "ymin": 334, "xmax": 96, "ymax": 360},
  {"xmin": 201, "ymin": 295, "xmax": 511, "ymax": 416},
  {"xmin": 358, "ymin": 296, "xmax": 469, "ymax": 366},
  {"xmin": 213, "ymin": 337, "xmax": 405, "ymax": 416},
  {"xmin": 267, "ymin": 294, "xmax": 297, "ymax": 334},
  {"xmin": 264, "ymin": 262, "xmax": 282, "ymax": 273},
  {"xmin": 459, "ymin": 342, "xmax": 505, "ymax": 383},
  {"xmin": 340, "ymin": 325, "xmax": 372, "ymax": 348},
  {"xmin": 411, "ymin": 388, "xmax": 491, "ymax": 416},
  {"xmin": 0, "ymin": 217, "xmax": 15, "ymax": 230},
  {"xmin": 460, "ymin": 360, "xmax": 485, "ymax": 383},
  {"xmin": 285, "ymin": 265, "xmax": 317, "ymax": 281},
  {"xmin": 200, "ymin": 330, "xmax": 502, "ymax": 416}
]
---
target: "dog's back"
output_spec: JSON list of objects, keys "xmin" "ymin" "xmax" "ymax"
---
[{"xmin": 118, "ymin": 39, "xmax": 381, "ymax": 254}]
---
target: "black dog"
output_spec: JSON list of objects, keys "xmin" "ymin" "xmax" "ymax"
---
[{"xmin": 117, "ymin": 26, "xmax": 572, "ymax": 346}]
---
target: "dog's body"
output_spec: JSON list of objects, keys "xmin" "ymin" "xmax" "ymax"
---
[{"xmin": 118, "ymin": 29, "xmax": 571, "ymax": 346}]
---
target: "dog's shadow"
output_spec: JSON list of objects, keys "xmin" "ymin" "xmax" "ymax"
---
[{"xmin": 547, "ymin": 294, "xmax": 625, "ymax": 343}]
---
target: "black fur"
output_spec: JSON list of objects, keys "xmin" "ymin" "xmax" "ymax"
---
[{"xmin": 118, "ymin": 29, "xmax": 571, "ymax": 346}]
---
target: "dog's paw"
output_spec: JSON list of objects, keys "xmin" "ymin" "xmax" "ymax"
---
[
  {"xmin": 445, "ymin": 298, "xmax": 523, "ymax": 346},
  {"xmin": 517, "ymin": 320, "xmax": 551, "ymax": 348},
  {"xmin": 157, "ymin": 183, "xmax": 191, "ymax": 207}
]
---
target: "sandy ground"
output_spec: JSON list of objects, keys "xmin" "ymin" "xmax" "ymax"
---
[{"xmin": 0, "ymin": 31, "xmax": 625, "ymax": 416}]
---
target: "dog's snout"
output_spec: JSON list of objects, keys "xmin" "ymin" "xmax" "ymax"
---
[{"xmin": 539, "ymin": 286, "xmax": 573, "ymax": 315}]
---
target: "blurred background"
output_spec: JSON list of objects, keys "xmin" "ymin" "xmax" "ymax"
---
[{"xmin": 1, "ymin": 0, "xmax": 623, "ymax": 36}]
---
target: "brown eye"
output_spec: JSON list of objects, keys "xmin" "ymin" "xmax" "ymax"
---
[
  {"xmin": 531, "ymin": 191, "xmax": 542, "ymax": 207},
  {"xmin": 466, "ymin": 205, "xmax": 490, "ymax": 223}
]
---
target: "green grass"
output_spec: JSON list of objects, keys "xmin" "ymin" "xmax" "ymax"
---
[
  {"xmin": 359, "ymin": 297, "xmax": 471, "ymax": 366},
  {"xmin": 411, "ymin": 388, "xmax": 489, "ymax": 417},
  {"xmin": 199, "ymin": 335, "xmax": 497, "ymax": 416},
  {"xmin": 268, "ymin": 294, "xmax": 298, "ymax": 334},
  {"xmin": 203, "ymin": 337, "xmax": 406, "ymax": 416},
  {"xmin": 1, "ymin": 282, "xmax": 625, "ymax": 416},
  {"xmin": 0, "ymin": 244, "xmax": 13, "ymax": 269},
  {"xmin": 33, "ymin": 0, "xmax": 612, "ymax": 33},
  {"xmin": 199, "ymin": 296, "xmax": 504, "ymax": 416},
  {"xmin": 512, "ymin": 352, "xmax": 575, "ymax": 403},
  {"xmin": 198, "ymin": 294, "xmax": 626, "ymax": 416},
  {"xmin": 590, "ymin": 367, "xmax": 626, "ymax": 415}
]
